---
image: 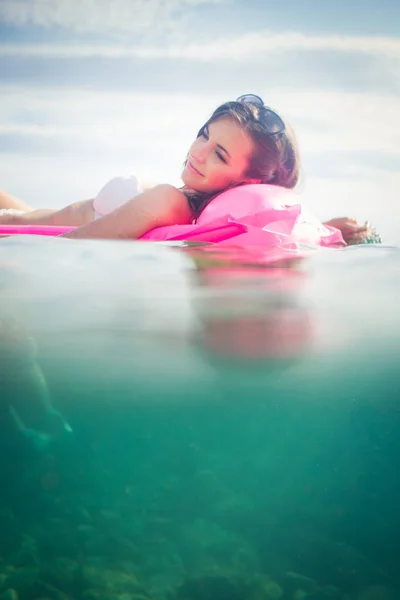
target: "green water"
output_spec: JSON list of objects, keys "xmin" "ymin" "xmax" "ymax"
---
[{"xmin": 1, "ymin": 237, "xmax": 399, "ymax": 600}]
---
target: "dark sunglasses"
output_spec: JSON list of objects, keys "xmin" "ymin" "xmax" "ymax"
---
[{"xmin": 236, "ymin": 94, "xmax": 285, "ymax": 135}]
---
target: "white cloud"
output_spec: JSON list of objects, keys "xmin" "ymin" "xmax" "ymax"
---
[
  {"xmin": 0, "ymin": 31, "xmax": 399, "ymax": 61},
  {"xmin": 0, "ymin": 123, "xmax": 64, "ymax": 136},
  {"xmin": 1, "ymin": 85, "xmax": 399, "ymax": 158},
  {"xmin": 141, "ymin": 31, "xmax": 400, "ymax": 61},
  {"xmin": 0, "ymin": 0, "xmax": 224, "ymax": 34},
  {"xmin": 0, "ymin": 87, "xmax": 214, "ymax": 147},
  {"xmin": 271, "ymin": 89, "xmax": 400, "ymax": 157}
]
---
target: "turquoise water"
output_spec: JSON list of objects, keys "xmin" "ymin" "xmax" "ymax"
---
[{"xmin": 1, "ymin": 236, "xmax": 400, "ymax": 600}]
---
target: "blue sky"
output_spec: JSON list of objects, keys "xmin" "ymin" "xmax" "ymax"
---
[{"xmin": 0, "ymin": 0, "xmax": 399, "ymax": 240}]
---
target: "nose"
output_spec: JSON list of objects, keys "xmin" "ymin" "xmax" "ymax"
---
[{"xmin": 190, "ymin": 139, "xmax": 208, "ymax": 164}]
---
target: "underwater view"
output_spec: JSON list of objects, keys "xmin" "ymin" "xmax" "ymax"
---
[{"xmin": 1, "ymin": 236, "xmax": 400, "ymax": 600}]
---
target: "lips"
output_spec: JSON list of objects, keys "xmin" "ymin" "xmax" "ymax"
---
[{"xmin": 187, "ymin": 159, "xmax": 203, "ymax": 177}]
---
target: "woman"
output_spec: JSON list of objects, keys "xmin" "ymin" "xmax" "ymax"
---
[{"xmin": 0, "ymin": 95, "xmax": 370, "ymax": 243}]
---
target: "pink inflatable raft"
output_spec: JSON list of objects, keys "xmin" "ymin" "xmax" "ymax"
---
[{"xmin": 0, "ymin": 184, "xmax": 344, "ymax": 250}]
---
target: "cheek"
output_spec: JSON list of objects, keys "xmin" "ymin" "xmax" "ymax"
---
[{"xmin": 206, "ymin": 164, "xmax": 235, "ymax": 186}]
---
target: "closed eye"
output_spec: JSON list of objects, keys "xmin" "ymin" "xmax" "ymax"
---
[
  {"xmin": 216, "ymin": 151, "xmax": 227, "ymax": 163},
  {"xmin": 202, "ymin": 127, "xmax": 227, "ymax": 163},
  {"xmin": 201, "ymin": 128, "xmax": 227, "ymax": 164}
]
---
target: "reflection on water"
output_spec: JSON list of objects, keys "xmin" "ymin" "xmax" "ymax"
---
[{"xmin": 0, "ymin": 236, "xmax": 400, "ymax": 600}]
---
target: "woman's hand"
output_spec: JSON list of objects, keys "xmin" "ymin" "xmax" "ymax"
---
[{"xmin": 323, "ymin": 217, "xmax": 370, "ymax": 244}]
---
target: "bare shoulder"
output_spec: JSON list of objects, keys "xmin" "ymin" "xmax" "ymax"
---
[
  {"xmin": 150, "ymin": 183, "xmax": 185, "ymax": 199},
  {"xmin": 143, "ymin": 184, "xmax": 191, "ymax": 225}
]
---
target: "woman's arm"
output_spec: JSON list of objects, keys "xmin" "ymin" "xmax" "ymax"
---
[{"xmin": 62, "ymin": 184, "xmax": 191, "ymax": 240}]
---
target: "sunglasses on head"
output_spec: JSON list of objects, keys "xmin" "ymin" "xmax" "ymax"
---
[{"xmin": 236, "ymin": 94, "xmax": 285, "ymax": 135}]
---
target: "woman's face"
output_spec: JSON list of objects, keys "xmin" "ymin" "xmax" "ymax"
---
[{"xmin": 181, "ymin": 117, "xmax": 256, "ymax": 193}]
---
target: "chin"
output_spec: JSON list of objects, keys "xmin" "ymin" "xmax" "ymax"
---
[
  {"xmin": 181, "ymin": 168, "xmax": 189, "ymax": 186},
  {"xmin": 181, "ymin": 168, "xmax": 201, "ymax": 190},
  {"xmin": 181, "ymin": 168, "xmax": 217, "ymax": 195},
  {"xmin": 181, "ymin": 167, "xmax": 192, "ymax": 186}
]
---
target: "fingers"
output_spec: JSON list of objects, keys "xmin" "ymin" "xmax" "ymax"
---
[
  {"xmin": 326, "ymin": 217, "xmax": 380, "ymax": 245},
  {"xmin": 342, "ymin": 222, "xmax": 369, "ymax": 243},
  {"xmin": 324, "ymin": 217, "xmax": 367, "ymax": 234},
  {"xmin": 347, "ymin": 219, "xmax": 369, "ymax": 231}
]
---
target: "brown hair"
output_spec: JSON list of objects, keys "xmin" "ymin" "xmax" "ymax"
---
[{"xmin": 185, "ymin": 100, "xmax": 300, "ymax": 219}]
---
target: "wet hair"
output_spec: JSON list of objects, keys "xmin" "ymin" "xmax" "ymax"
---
[{"xmin": 185, "ymin": 100, "xmax": 300, "ymax": 219}]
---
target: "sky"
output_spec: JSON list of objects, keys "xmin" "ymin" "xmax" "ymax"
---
[{"xmin": 0, "ymin": 0, "xmax": 399, "ymax": 241}]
